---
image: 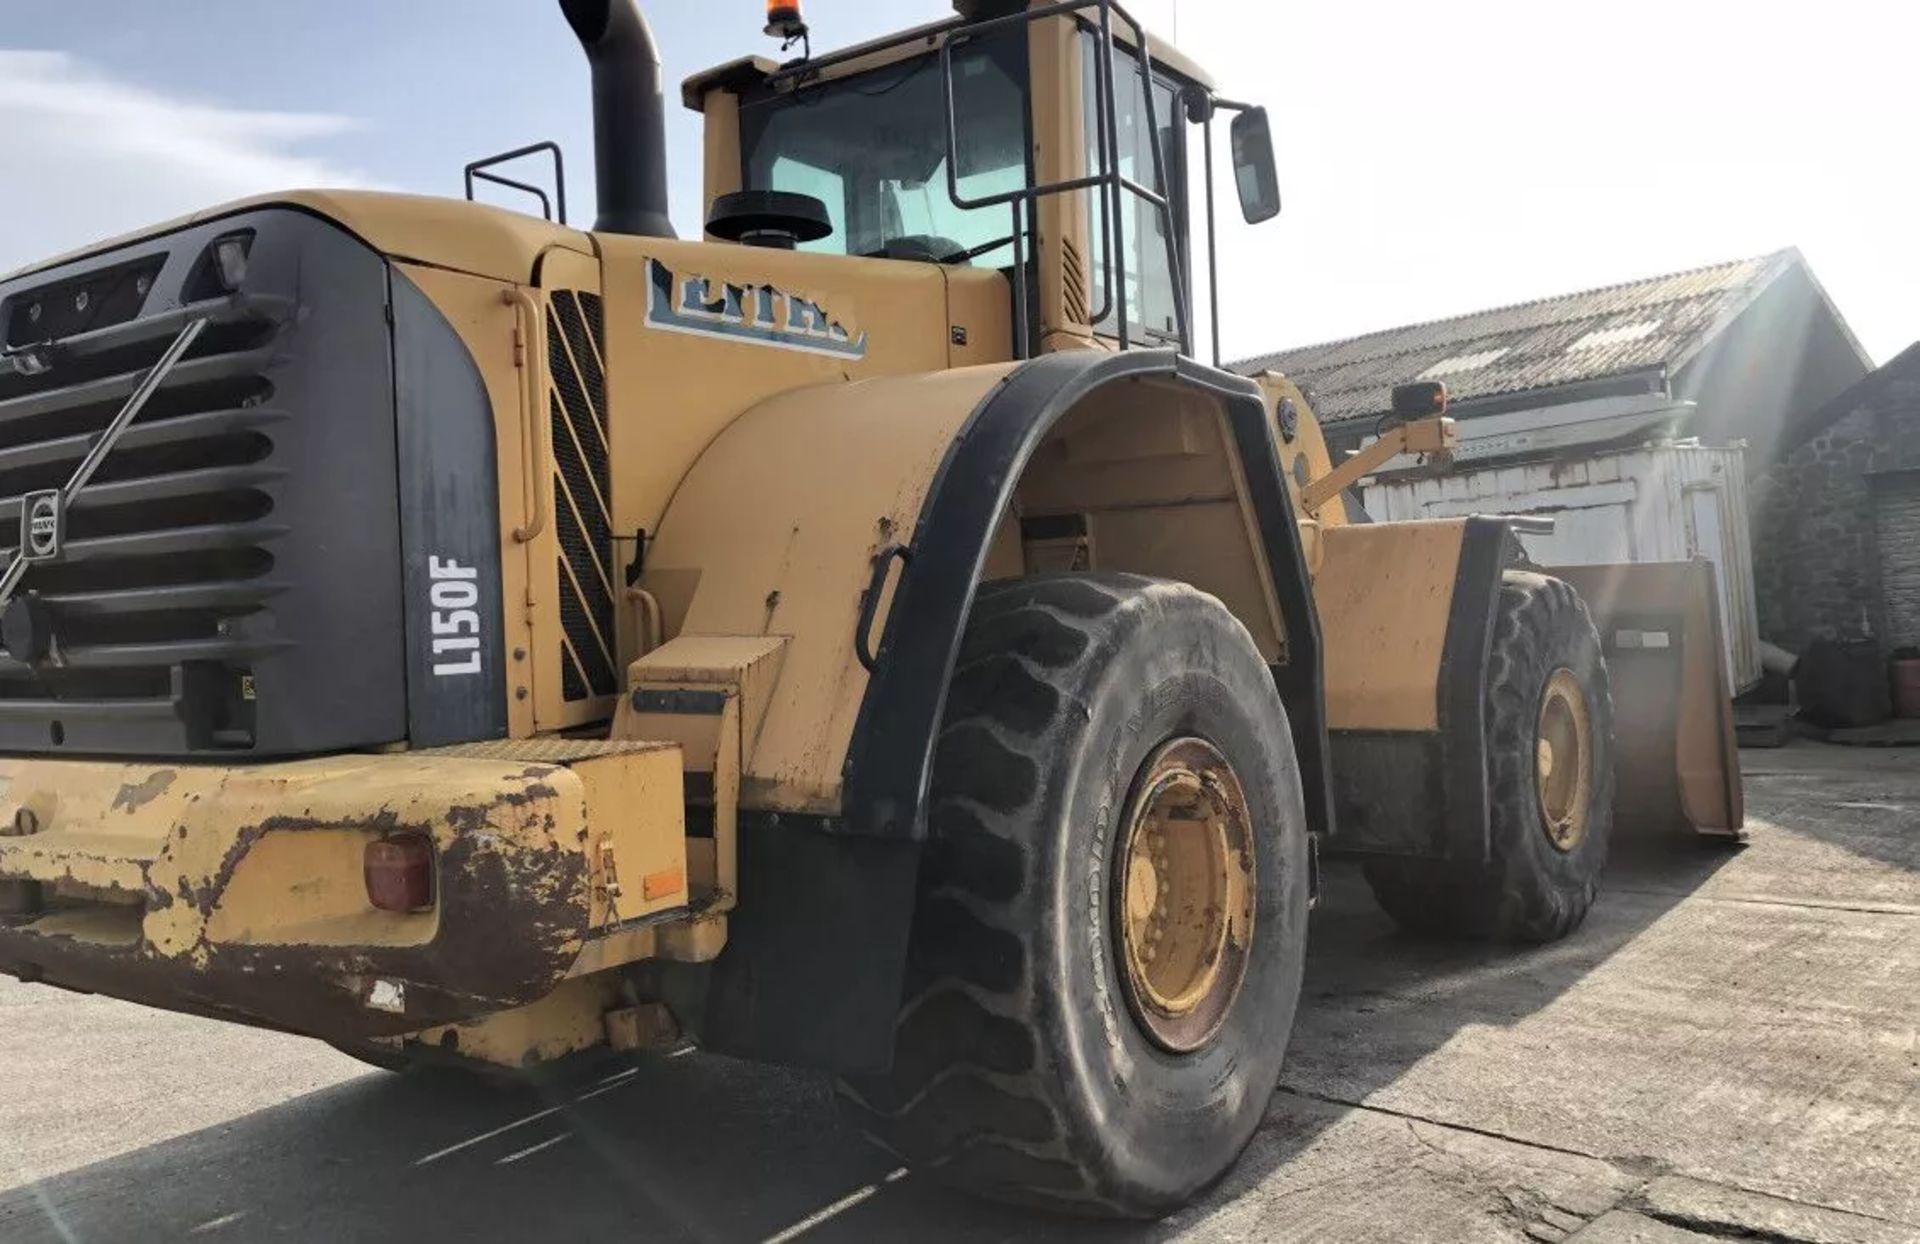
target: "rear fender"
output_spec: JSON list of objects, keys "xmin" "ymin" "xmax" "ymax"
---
[
  {"xmin": 682, "ymin": 350, "xmax": 1330, "ymax": 1073},
  {"xmin": 845, "ymin": 350, "xmax": 1331, "ymax": 846}
]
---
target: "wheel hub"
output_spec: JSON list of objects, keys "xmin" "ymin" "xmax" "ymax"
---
[
  {"xmin": 1536, "ymin": 668, "xmax": 1594, "ymax": 852},
  {"xmin": 1114, "ymin": 737, "xmax": 1256, "ymax": 1053}
]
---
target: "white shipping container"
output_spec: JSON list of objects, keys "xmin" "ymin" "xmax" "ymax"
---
[{"xmin": 1360, "ymin": 444, "xmax": 1761, "ymax": 692}]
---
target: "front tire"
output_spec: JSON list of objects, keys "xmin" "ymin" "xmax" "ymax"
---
[
  {"xmin": 839, "ymin": 573, "xmax": 1310, "ymax": 1218},
  {"xmin": 1365, "ymin": 571, "xmax": 1615, "ymax": 942}
]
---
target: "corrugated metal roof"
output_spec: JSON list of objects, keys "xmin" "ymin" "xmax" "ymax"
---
[{"xmin": 1231, "ymin": 251, "xmax": 1799, "ymax": 423}]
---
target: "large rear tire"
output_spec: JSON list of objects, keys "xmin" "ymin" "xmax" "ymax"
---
[
  {"xmin": 1365, "ymin": 571, "xmax": 1615, "ymax": 942},
  {"xmin": 838, "ymin": 573, "xmax": 1311, "ymax": 1218}
]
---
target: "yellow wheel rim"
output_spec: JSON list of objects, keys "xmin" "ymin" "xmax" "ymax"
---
[
  {"xmin": 1536, "ymin": 668, "xmax": 1594, "ymax": 852},
  {"xmin": 1114, "ymin": 737, "xmax": 1256, "ymax": 1053}
]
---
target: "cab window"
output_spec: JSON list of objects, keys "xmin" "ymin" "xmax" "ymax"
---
[
  {"xmin": 738, "ymin": 35, "xmax": 1031, "ymax": 263},
  {"xmin": 1082, "ymin": 31, "xmax": 1187, "ymax": 343}
]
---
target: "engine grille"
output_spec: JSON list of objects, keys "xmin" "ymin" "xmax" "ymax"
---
[
  {"xmin": 0, "ymin": 296, "xmax": 287, "ymax": 745},
  {"xmin": 546, "ymin": 290, "xmax": 617, "ymax": 703},
  {"xmin": 0, "ymin": 208, "xmax": 408, "ymax": 758}
]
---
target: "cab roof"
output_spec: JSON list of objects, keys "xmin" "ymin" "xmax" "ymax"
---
[{"xmin": 681, "ymin": 6, "xmax": 1215, "ymax": 112}]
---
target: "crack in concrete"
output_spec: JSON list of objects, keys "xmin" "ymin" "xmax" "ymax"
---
[
  {"xmin": 1628, "ymin": 1201, "xmax": 1820, "ymax": 1243},
  {"xmin": 1273, "ymin": 1085, "xmax": 1919, "ymax": 1243},
  {"xmin": 1402, "ymin": 1116, "xmax": 1451, "ymax": 1163},
  {"xmin": 1632, "ymin": 1188, "xmax": 1920, "ymax": 1241},
  {"xmin": 1273, "ymin": 1085, "xmax": 1606, "ymax": 1165},
  {"xmin": 1605, "ymin": 886, "xmax": 1920, "ymax": 918}
]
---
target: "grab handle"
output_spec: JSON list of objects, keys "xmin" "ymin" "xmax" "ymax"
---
[
  {"xmin": 503, "ymin": 287, "xmax": 550, "ymax": 543},
  {"xmin": 855, "ymin": 544, "xmax": 911, "ymax": 673}
]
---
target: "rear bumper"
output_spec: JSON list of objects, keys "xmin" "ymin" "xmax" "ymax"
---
[{"xmin": 0, "ymin": 748, "xmax": 678, "ymax": 1040}]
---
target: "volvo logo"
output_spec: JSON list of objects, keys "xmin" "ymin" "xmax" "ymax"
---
[
  {"xmin": 22, "ymin": 491, "xmax": 63, "ymax": 563},
  {"xmin": 0, "ymin": 316, "xmax": 209, "ymax": 629}
]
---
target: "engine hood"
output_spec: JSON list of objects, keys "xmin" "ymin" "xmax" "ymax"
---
[{"xmin": 2, "ymin": 189, "xmax": 598, "ymax": 288}]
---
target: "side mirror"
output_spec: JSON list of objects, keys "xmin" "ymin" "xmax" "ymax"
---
[{"xmin": 1230, "ymin": 107, "xmax": 1281, "ymax": 224}]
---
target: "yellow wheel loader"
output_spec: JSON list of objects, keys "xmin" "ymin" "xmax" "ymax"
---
[{"xmin": 0, "ymin": 0, "xmax": 1741, "ymax": 1217}]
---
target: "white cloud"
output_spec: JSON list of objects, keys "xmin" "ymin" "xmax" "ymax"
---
[{"xmin": 0, "ymin": 50, "xmax": 374, "ymax": 274}]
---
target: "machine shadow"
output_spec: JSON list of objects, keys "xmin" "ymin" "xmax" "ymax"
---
[{"xmin": 0, "ymin": 844, "xmax": 1732, "ymax": 1244}]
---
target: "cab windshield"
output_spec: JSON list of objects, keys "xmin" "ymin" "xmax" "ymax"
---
[{"xmin": 737, "ymin": 34, "xmax": 1030, "ymax": 264}]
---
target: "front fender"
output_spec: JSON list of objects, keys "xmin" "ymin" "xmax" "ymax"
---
[{"xmin": 1316, "ymin": 515, "xmax": 1520, "ymax": 861}]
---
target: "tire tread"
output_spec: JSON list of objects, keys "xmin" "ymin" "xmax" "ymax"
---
[
  {"xmin": 838, "ymin": 573, "xmax": 1162, "ymax": 1215},
  {"xmin": 1364, "ymin": 570, "xmax": 1616, "ymax": 942}
]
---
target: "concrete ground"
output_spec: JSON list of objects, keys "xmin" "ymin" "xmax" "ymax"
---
[{"xmin": 0, "ymin": 740, "xmax": 1913, "ymax": 1243}]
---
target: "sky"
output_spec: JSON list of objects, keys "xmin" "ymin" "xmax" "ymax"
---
[{"xmin": 2, "ymin": 0, "xmax": 1913, "ymax": 365}]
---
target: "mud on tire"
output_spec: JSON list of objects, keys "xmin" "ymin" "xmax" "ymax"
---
[
  {"xmin": 1365, "ymin": 571, "xmax": 1615, "ymax": 943},
  {"xmin": 837, "ymin": 572, "xmax": 1311, "ymax": 1218}
]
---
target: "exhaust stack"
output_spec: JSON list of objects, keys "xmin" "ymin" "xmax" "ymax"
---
[{"xmin": 559, "ymin": 0, "xmax": 676, "ymax": 238}]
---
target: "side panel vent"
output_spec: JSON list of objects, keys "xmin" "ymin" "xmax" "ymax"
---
[{"xmin": 546, "ymin": 290, "xmax": 617, "ymax": 702}]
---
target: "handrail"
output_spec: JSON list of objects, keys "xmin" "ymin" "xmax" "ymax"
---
[
  {"xmin": 471, "ymin": 171, "xmax": 553, "ymax": 223},
  {"xmin": 502, "ymin": 287, "xmax": 551, "ymax": 543},
  {"xmin": 464, "ymin": 141, "xmax": 568, "ymax": 225},
  {"xmin": 933, "ymin": 0, "xmax": 1190, "ymax": 358}
]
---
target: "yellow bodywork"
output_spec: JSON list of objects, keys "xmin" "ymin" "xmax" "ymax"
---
[
  {"xmin": 0, "ymin": 3, "xmax": 1740, "ymax": 1073},
  {"xmin": 627, "ymin": 363, "xmax": 1013, "ymax": 811},
  {"xmin": 1314, "ymin": 520, "xmax": 1468, "ymax": 732},
  {"xmin": 0, "ymin": 179, "xmax": 1039, "ymax": 1063}
]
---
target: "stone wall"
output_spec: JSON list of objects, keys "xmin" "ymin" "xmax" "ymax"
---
[{"xmin": 1751, "ymin": 356, "xmax": 1920, "ymax": 654}]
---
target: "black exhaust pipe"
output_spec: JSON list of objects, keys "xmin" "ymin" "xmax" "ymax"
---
[{"xmin": 559, "ymin": 0, "xmax": 676, "ymax": 238}]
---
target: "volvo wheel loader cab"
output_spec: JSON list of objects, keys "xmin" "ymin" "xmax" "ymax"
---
[{"xmin": 0, "ymin": 0, "xmax": 1740, "ymax": 1220}]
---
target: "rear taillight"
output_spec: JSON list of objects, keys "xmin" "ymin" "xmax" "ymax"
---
[{"xmin": 364, "ymin": 834, "xmax": 434, "ymax": 913}]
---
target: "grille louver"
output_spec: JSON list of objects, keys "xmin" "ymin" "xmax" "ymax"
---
[
  {"xmin": 546, "ymin": 290, "xmax": 617, "ymax": 703},
  {"xmin": 0, "ymin": 298, "xmax": 287, "ymax": 743}
]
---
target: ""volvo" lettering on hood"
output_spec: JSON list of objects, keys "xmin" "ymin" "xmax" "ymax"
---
[{"xmin": 644, "ymin": 258, "xmax": 867, "ymax": 360}]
